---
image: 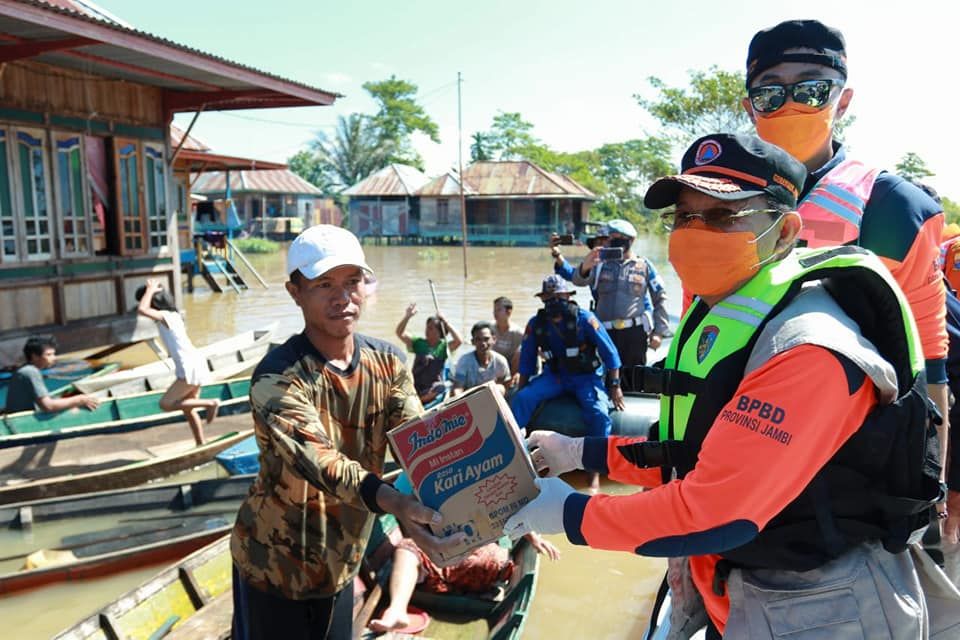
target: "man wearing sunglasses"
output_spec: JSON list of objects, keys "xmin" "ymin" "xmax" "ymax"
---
[
  {"xmin": 505, "ymin": 133, "xmax": 946, "ymax": 638},
  {"xmin": 744, "ymin": 20, "xmax": 956, "ymax": 547}
]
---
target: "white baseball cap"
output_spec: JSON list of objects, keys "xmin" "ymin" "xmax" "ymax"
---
[{"xmin": 286, "ymin": 225, "xmax": 373, "ymax": 279}]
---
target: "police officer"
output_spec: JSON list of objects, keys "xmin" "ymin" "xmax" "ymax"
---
[
  {"xmin": 506, "ymin": 133, "xmax": 948, "ymax": 638},
  {"xmin": 510, "ymin": 274, "xmax": 623, "ymax": 492},
  {"xmin": 571, "ymin": 219, "xmax": 669, "ymax": 386}
]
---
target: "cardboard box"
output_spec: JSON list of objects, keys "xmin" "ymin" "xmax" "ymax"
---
[{"xmin": 387, "ymin": 382, "xmax": 539, "ymax": 563}]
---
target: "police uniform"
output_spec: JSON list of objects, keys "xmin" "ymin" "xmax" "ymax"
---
[
  {"xmin": 573, "ymin": 255, "xmax": 668, "ymax": 373},
  {"xmin": 510, "ymin": 280, "xmax": 622, "ymax": 438}
]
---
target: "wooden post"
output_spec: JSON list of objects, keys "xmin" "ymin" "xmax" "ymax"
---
[{"xmin": 457, "ymin": 71, "xmax": 468, "ymax": 278}]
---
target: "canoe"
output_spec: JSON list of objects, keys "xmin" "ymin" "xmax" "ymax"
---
[
  {"xmin": 0, "ymin": 377, "xmax": 251, "ymax": 449},
  {"xmin": 0, "ymin": 429, "xmax": 253, "ymax": 504},
  {"xmin": 74, "ymin": 324, "xmax": 277, "ymax": 397},
  {"xmin": 0, "ymin": 475, "xmax": 253, "ymax": 595},
  {"xmin": 0, "ymin": 361, "xmax": 120, "ymax": 409},
  {"xmin": 53, "ymin": 511, "xmax": 538, "ymax": 640}
]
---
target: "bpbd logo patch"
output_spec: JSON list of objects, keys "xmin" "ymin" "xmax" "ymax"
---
[
  {"xmin": 697, "ymin": 325, "xmax": 719, "ymax": 363},
  {"xmin": 694, "ymin": 140, "xmax": 721, "ymax": 165}
]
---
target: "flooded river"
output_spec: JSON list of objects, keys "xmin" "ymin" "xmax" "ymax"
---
[{"xmin": 3, "ymin": 238, "xmax": 685, "ymax": 639}]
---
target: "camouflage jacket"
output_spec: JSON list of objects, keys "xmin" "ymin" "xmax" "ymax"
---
[{"xmin": 231, "ymin": 332, "xmax": 421, "ymax": 600}]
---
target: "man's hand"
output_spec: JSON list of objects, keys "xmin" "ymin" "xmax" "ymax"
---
[
  {"xmin": 549, "ymin": 233, "xmax": 561, "ymax": 249},
  {"xmin": 944, "ymin": 489, "xmax": 960, "ymax": 545},
  {"xmin": 609, "ymin": 385, "xmax": 625, "ymax": 411},
  {"xmin": 527, "ymin": 430, "xmax": 584, "ymax": 477},
  {"xmin": 503, "ymin": 476, "xmax": 577, "ymax": 538},
  {"xmin": 509, "ymin": 372, "xmax": 520, "ymax": 388},
  {"xmin": 581, "ymin": 247, "xmax": 601, "ymax": 271},
  {"xmin": 376, "ymin": 485, "xmax": 467, "ymax": 566},
  {"xmin": 404, "ymin": 302, "xmax": 418, "ymax": 319},
  {"xmin": 78, "ymin": 394, "xmax": 100, "ymax": 411},
  {"xmin": 648, "ymin": 334, "xmax": 663, "ymax": 350},
  {"xmin": 524, "ymin": 531, "xmax": 561, "ymax": 560},
  {"xmin": 551, "ymin": 245, "xmax": 562, "ymax": 260}
]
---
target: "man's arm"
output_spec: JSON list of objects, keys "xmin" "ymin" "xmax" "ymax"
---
[
  {"xmin": 37, "ymin": 394, "xmax": 100, "ymax": 412},
  {"xmin": 516, "ymin": 320, "xmax": 539, "ymax": 389},
  {"xmin": 438, "ymin": 315, "xmax": 463, "ymax": 352},
  {"xmin": 572, "ymin": 249, "xmax": 600, "ymax": 286},
  {"xmin": 563, "ymin": 345, "xmax": 875, "ymax": 556},
  {"xmin": 450, "ymin": 356, "xmax": 468, "ymax": 397},
  {"xmin": 645, "ymin": 259, "xmax": 670, "ymax": 338},
  {"xmin": 395, "ymin": 303, "xmax": 417, "ymax": 351}
]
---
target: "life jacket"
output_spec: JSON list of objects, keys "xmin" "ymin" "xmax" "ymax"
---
[
  {"xmin": 941, "ymin": 236, "xmax": 960, "ymax": 296},
  {"xmin": 533, "ymin": 303, "xmax": 600, "ymax": 376},
  {"xmin": 622, "ymin": 246, "xmax": 943, "ymax": 572},
  {"xmin": 796, "ymin": 159, "xmax": 881, "ymax": 248}
]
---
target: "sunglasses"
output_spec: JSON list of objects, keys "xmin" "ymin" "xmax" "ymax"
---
[
  {"xmin": 748, "ymin": 79, "xmax": 841, "ymax": 114},
  {"xmin": 661, "ymin": 208, "xmax": 779, "ymax": 231}
]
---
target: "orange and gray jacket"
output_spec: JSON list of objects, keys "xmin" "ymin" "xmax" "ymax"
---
[{"xmin": 231, "ymin": 333, "xmax": 421, "ymax": 600}]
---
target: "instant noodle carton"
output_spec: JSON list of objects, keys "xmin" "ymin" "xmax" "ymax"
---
[{"xmin": 387, "ymin": 382, "xmax": 539, "ymax": 563}]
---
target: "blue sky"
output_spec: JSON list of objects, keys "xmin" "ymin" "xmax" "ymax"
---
[{"xmin": 102, "ymin": 0, "xmax": 958, "ymax": 198}]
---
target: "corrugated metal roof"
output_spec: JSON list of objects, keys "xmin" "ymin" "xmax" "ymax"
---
[
  {"xmin": 191, "ymin": 170, "xmax": 324, "ymax": 196},
  {"xmin": 343, "ymin": 164, "xmax": 430, "ymax": 197},
  {"xmin": 416, "ymin": 171, "xmax": 477, "ymax": 197},
  {"xmin": 169, "ymin": 124, "xmax": 209, "ymax": 152},
  {"xmin": 460, "ymin": 161, "xmax": 595, "ymax": 199},
  {"xmin": 0, "ymin": 0, "xmax": 339, "ymax": 110}
]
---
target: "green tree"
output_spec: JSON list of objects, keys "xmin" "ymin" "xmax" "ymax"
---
[
  {"xmin": 309, "ymin": 114, "xmax": 394, "ymax": 191},
  {"xmin": 287, "ymin": 149, "xmax": 332, "ymax": 193},
  {"xmin": 363, "ymin": 76, "xmax": 440, "ymax": 168},
  {"xmin": 485, "ymin": 111, "xmax": 540, "ymax": 160},
  {"xmin": 942, "ymin": 196, "xmax": 960, "ymax": 226},
  {"xmin": 470, "ymin": 131, "xmax": 492, "ymax": 162},
  {"xmin": 636, "ymin": 66, "xmax": 752, "ymax": 142},
  {"xmin": 896, "ymin": 152, "xmax": 934, "ymax": 182}
]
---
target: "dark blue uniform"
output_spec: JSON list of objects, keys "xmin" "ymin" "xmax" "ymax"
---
[{"xmin": 510, "ymin": 303, "xmax": 621, "ymax": 437}]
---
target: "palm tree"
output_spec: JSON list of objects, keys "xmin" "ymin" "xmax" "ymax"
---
[{"xmin": 311, "ymin": 114, "xmax": 395, "ymax": 190}]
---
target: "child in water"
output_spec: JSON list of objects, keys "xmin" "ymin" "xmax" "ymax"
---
[{"xmin": 135, "ymin": 279, "xmax": 218, "ymax": 444}]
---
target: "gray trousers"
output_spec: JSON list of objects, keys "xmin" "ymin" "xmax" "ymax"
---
[{"xmin": 724, "ymin": 543, "xmax": 928, "ymax": 639}]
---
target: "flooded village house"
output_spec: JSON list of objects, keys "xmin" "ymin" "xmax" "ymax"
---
[{"xmin": 0, "ymin": 0, "xmax": 336, "ymax": 362}]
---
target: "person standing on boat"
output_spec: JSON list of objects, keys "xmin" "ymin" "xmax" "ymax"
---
[
  {"xmin": 510, "ymin": 274, "xmax": 623, "ymax": 492},
  {"xmin": 135, "ymin": 280, "xmax": 219, "ymax": 445},
  {"xmin": 491, "ymin": 296, "xmax": 523, "ymax": 381},
  {"xmin": 3, "ymin": 336, "xmax": 100, "ymax": 414},
  {"xmin": 742, "ymin": 19, "xmax": 954, "ymax": 545},
  {"xmin": 395, "ymin": 303, "xmax": 463, "ymax": 406},
  {"xmin": 505, "ymin": 133, "xmax": 952, "ymax": 638},
  {"xmin": 571, "ymin": 219, "xmax": 670, "ymax": 389},
  {"xmin": 230, "ymin": 225, "xmax": 463, "ymax": 640}
]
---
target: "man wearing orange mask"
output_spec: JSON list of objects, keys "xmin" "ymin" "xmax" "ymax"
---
[
  {"xmin": 505, "ymin": 133, "xmax": 949, "ymax": 638},
  {"xmin": 743, "ymin": 20, "xmax": 957, "ymax": 547}
]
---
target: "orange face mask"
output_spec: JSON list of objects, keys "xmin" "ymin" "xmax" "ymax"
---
[
  {"xmin": 754, "ymin": 102, "xmax": 835, "ymax": 164},
  {"xmin": 668, "ymin": 218, "xmax": 783, "ymax": 297}
]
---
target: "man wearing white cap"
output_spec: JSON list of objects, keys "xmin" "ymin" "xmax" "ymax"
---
[
  {"xmin": 572, "ymin": 219, "xmax": 670, "ymax": 388},
  {"xmin": 230, "ymin": 225, "xmax": 463, "ymax": 640}
]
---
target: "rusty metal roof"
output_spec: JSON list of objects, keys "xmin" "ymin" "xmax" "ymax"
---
[
  {"xmin": 459, "ymin": 161, "xmax": 595, "ymax": 200},
  {"xmin": 169, "ymin": 124, "xmax": 209, "ymax": 152},
  {"xmin": 0, "ymin": 0, "xmax": 339, "ymax": 111},
  {"xmin": 416, "ymin": 171, "xmax": 477, "ymax": 197},
  {"xmin": 191, "ymin": 170, "xmax": 324, "ymax": 196},
  {"xmin": 342, "ymin": 164, "xmax": 430, "ymax": 197},
  {"xmin": 169, "ymin": 124, "xmax": 286, "ymax": 172}
]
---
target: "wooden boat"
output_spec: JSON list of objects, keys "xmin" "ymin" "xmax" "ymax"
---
[
  {"xmin": 53, "ymin": 510, "xmax": 539, "ymax": 640},
  {"xmin": 74, "ymin": 324, "xmax": 277, "ymax": 397},
  {"xmin": 0, "ymin": 377, "xmax": 251, "ymax": 449},
  {"xmin": 0, "ymin": 429, "xmax": 253, "ymax": 504},
  {"xmin": 0, "ymin": 475, "xmax": 253, "ymax": 595},
  {"xmin": 0, "ymin": 361, "xmax": 120, "ymax": 408}
]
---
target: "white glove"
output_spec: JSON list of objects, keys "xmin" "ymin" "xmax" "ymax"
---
[
  {"xmin": 527, "ymin": 430, "xmax": 584, "ymax": 476},
  {"xmin": 503, "ymin": 476, "xmax": 577, "ymax": 538}
]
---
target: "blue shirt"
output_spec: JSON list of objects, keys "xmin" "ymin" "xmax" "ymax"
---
[{"xmin": 517, "ymin": 305, "xmax": 622, "ymax": 377}]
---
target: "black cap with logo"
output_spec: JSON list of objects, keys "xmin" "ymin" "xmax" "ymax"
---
[
  {"xmin": 643, "ymin": 133, "xmax": 807, "ymax": 210},
  {"xmin": 746, "ymin": 19, "xmax": 847, "ymax": 88}
]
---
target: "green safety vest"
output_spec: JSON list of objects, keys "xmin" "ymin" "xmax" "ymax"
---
[{"xmin": 621, "ymin": 245, "xmax": 941, "ymax": 571}]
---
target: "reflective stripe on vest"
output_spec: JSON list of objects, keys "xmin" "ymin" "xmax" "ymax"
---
[
  {"xmin": 659, "ymin": 246, "xmax": 923, "ymax": 443},
  {"xmin": 797, "ymin": 159, "xmax": 881, "ymax": 248}
]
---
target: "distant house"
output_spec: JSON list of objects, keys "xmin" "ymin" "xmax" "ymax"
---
[
  {"xmin": 343, "ymin": 164, "xmax": 430, "ymax": 238},
  {"xmin": 190, "ymin": 170, "xmax": 333, "ymax": 237},
  {"xmin": 417, "ymin": 161, "xmax": 595, "ymax": 245}
]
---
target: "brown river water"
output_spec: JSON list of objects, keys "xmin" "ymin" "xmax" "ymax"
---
[{"xmin": 1, "ymin": 239, "xmax": 685, "ymax": 639}]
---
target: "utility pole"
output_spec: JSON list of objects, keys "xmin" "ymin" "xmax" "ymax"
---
[{"xmin": 457, "ymin": 71, "xmax": 468, "ymax": 279}]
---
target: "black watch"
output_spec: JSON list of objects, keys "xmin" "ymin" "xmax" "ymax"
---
[{"xmin": 608, "ymin": 378, "xmax": 620, "ymax": 387}]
